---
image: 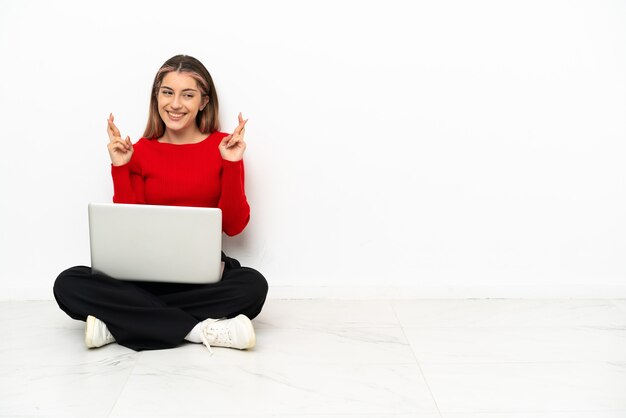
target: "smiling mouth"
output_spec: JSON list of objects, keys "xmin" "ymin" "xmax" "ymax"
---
[{"xmin": 167, "ymin": 111, "xmax": 185, "ymax": 120}]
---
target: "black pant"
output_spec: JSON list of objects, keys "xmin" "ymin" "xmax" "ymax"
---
[{"xmin": 53, "ymin": 255, "xmax": 268, "ymax": 351}]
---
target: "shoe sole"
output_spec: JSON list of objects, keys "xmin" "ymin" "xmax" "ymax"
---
[
  {"xmin": 84, "ymin": 315, "xmax": 97, "ymax": 348},
  {"xmin": 236, "ymin": 314, "xmax": 256, "ymax": 349}
]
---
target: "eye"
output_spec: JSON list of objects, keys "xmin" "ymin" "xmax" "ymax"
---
[
  {"xmin": 184, "ymin": 93, "xmax": 195, "ymax": 99},
  {"xmin": 160, "ymin": 89, "xmax": 173, "ymax": 96}
]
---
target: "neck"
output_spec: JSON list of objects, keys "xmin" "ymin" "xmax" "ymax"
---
[{"xmin": 160, "ymin": 127, "xmax": 206, "ymax": 145}]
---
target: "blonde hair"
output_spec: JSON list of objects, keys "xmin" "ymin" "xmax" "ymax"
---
[{"xmin": 143, "ymin": 55, "xmax": 220, "ymax": 139}]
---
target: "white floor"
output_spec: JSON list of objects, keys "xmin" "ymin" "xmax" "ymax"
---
[{"xmin": 1, "ymin": 299, "xmax": 626, "ymax": 417}]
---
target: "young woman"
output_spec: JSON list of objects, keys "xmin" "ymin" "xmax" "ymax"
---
[{"xmin": 53, "ymin": 55, "xmax": 268, "ymax": 353}]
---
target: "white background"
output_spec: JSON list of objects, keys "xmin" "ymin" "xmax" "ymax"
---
[{"xmin": 1, "ymin": 0, "xmax": 625, "ymax": 299}]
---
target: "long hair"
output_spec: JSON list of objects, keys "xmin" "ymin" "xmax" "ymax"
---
[{"xmin": 143, "ymin": 55, "xmax": 220, "ymax": 139}]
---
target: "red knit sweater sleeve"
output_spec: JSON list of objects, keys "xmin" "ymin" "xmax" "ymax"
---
[
  {"xmin": 220, "ymin": 159, "xmax": 250, "ymax": 236},
  {"xmin": 111, "ymin": 156, "xmax": 145, "ymax": 204}
]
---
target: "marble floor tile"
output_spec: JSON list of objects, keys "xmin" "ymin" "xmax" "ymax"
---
[
  {"xmin": 421, "ymin": 362, "xmax": 626, "ymax": 414},
  {"xmin": 1, "ymin": 301, "xmax": 137, "ymax": 367},
  {"xmin": 255, "ymin": 299, "xmax": 400, "ymax": 329},
  {"xmin": 611, "ymin": 299, "xmax": 626, "ymax": 313},
  {"xmin": 403, "ymin": 327, "xmax": 626, "ymax": 363},
  {"xmin": 3, "ymin": 299, "xmax": 625, "ymax": 417},
  {"xmin": 109, "ymin": 362, "xmax": 439, "ymax": 416},
  {"xmin": 137, "ymin": 326, "xmax": 417, "ymax": 366},
  {"xmin": 392, "ymin": 299, "xmax": 626, "ymax": 329},
  {"xmin": 442, "ymin": 413, "xmax": 626, "ymax": 418},
  {"xmin": 0, "ymin": 353, "xmax": 137, "ymax": 418},
  {"xmin": 112, "ymin": 414, "xmax": 441, "ymax": 418}
]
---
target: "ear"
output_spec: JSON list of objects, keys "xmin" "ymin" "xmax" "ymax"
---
[{"xmin": 200, "ymin": 96, "xmax": 209, "ymax": 111}]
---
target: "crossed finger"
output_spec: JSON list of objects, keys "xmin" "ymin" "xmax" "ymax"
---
[
  {"xmin": 233, "ymin": 112, "xmax": 248, "ymax": 136},
  {"xmin": 107, "ymin": 113, "xmax": 122, "ymax": 141},
  {"xmin": 109, "ymin": 136, "xmax": 132, "ymax": 151}
]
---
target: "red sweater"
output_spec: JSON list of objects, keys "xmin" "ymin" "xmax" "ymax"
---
[{"xmin": 111, "ymin": 131, "xmax": 250, "ymax": 236}]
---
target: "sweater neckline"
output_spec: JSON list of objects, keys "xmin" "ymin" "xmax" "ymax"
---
[{"xmin": 150, "ymin": 132, "xmax": 216, "ymax": 146}]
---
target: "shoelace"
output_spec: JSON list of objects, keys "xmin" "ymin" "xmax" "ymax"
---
[{"xmin": 199, "ymin": 319, "xmax": 231, "ymax": 355}]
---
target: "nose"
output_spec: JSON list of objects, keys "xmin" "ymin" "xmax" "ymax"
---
[{"xmin": 171, "ymin": 94, "xmax": 183, "ymax": 109}]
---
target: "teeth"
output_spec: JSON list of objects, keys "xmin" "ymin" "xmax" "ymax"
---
[{"xmin": 169, "ymin": 112, "xmax": 184, "ymax": 117}]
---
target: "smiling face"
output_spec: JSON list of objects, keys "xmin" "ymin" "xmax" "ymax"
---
[{"xmin": 156, "ymin": 71, "xmax": 209, "ymax": 137}]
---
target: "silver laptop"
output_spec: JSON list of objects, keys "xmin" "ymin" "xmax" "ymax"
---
[{"xmin": 88, "ymin": 203, "xmax": 223, "ymax": 284}]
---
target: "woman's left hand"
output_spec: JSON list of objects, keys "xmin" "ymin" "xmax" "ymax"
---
[{"xmin": 219, "ymin": 113, "xmax": 248, "ymax": 161}]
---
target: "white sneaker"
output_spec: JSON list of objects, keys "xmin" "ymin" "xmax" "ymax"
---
[
  {"xmin": 200, "ymin": 314, "xmax": 256, "ymax": 353},
  {"xmin": 85, "ymin": 315, "xmax": 115, "ymax": 348}
]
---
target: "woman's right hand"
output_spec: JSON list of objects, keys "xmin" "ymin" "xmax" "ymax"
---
[{"xmin": 107, "ymin": 113, "xmax": 133, "ymax": 166}]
